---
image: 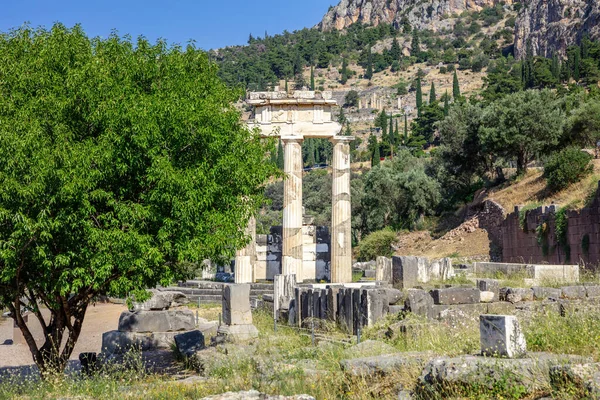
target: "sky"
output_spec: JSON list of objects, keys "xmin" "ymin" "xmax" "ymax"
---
[{"xmin": 0, "ymin": 0, "xmax": 335, "ymax": 50}]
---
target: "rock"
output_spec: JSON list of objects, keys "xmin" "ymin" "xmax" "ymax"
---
[
  {"xmin": 197, "ymin": 320, "xmax": 219, "ymax": 337},
  {"xmin": 392, "ymin": 256, "xmax": 419, "ymax": 289},
  {"xmin": 550, "ymin": 363, "xmax": 600, "ymax": 397},
  {"xmin": 389, "ymin": 305, "xmax": 404, "ymax": 314},
  {"xmin": 340, "ymin": 351, "xmax": 434, "ymax": 376},
  {"xmin": 532, "ymin": 286, "xmax": 561, "ymax": 300},
  {"xmin": 562, "ymin": 286, "xmax": 587, "ymax": 300},
  {"xmin": 133, "ymin": 289, "xmax": 189, "ymax": 311},
  {"xmin": 480, "ymin": 291, "xmax": 495, "ymax": 303},
  {"xmin": 585, "ymin": 285, "xmax": 600, "ymax": 298},
  {"xmin": 174, "ymin": 330, "xmax": 205, "ymax": 358},
  {"xmin": 118, "ymin": 310, "xmax": 195, "ymax": 333},
  {"xmin": 376, "ymin": 256, "xmax": 392, "ymax": 283},
  {"xmin": 430, "ymin": 287, "xmax": 480, "ymax": 305},
  {"xmin": 222, "ymin": 284, "xmax": 253, "ymax": 325},
  {"xmin": 342, "ymin": 340, "xmax": 397, "ymax": 358},
  {"xmin": 385, "ymin": 320, "xmax": 439, "ymax": 340},
  {"xmin": 418, "ymin": 353, "xmax": 592, "ymax": 397},
  {"xmin": 477, "ymin": 279, "xmax": 499, "ymax": 301},
  {"xmin": 480, "ymin": 315, "xmax": 526, "ymax": 358},
  {"xmin": 404, "ymin": 289, "xmax": 433, "ymax": 319},
  {"xmin": 506, "ymin": 288, "xmax": 533, "ymax": 303},
  {"xmin": 200, "ymin": 390, "xmax": 315, "ymax": 400},
  {"xmin": 102, "ymin": 330, "xmax": 184, "ymax": 354},
  {"xmin": 216, "ymin": 324, "xmax": 259, "ymax": 343},
  {"xmin": 385, "ymin": 288, "xmax": 404, "ymax": 305}
]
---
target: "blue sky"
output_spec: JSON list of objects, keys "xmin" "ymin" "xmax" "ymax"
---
[{"xmin": 0, "ymin": 0, "xmax": 334, "ymax": 50}]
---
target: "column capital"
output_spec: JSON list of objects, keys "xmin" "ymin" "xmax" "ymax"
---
[
  {"xmin": 330, "ymin": 136, "xmax": 355, "ymax": 144},
  {"xmin": 281, "ymin": 136, "xmax": 304, "ymax": 144}
]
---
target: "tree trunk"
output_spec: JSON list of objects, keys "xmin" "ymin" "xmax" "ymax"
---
[{"xmin": 517, "ymin": 152, "xmax": 527, "ymax": 175}]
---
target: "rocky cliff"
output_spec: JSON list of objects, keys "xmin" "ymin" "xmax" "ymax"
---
[
  {"xmin": 318, "ymin": 0, "xmax": 512, "ymax": 31},
  {"xmin": 514, "ymin": 0, "xmax": 600, "ymax": 59}
]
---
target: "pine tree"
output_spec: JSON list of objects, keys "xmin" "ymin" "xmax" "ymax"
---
[
  {"xmin": 416, "ymin": 77, "xmax": 423, "ymax": 116},
  {"xmin": 365, "ymin": 46, "xmax": 374, "ymax": 80},
  {"xmin": 574, "ymin": 46, "xmax": 581, "ymax": 82},
  {"xmin": 389, "ymin": 114, "xmax": 395, "ymax": 145},
  {"xmin": 429, "ymin": 82, "xmax": 436, "ymax": 104},
  {"xmin": 338, "ymin": 108, "xmax": 347, "ymax": 125},
  {"xmin": 443, "ymin": 90, "xmax": 450, "ymax": 116},
  {"xmin": 453, "ymin": 71, "xmax": 461, "ymax": 99},
  {"xmin": 404, "ymin": 114, "xmax": 408, "ymax": 143},
  {"xmin": 372, "ymin": 143, "xmax": 381, "ymax": 167},
  {"xmin": 310, "ymin": 65, "xmax": 315, "ymax": 90},
  {"xmin": 306, "ymin": 140, "xmax": 316, "ymax": 166},
  {"xmin": 276, "ymin": 139, "xmax": 284, "ymax": 169},
  {"xmin": 551, "ymin": 53, "xmax": 560, "ymax": 81},
  {"xmin": 390, "ymin": 37, "xmax": 401, "ymax": 61}
]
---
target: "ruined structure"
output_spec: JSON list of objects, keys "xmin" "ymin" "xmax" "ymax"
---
[{"xmin": 244, "ymin": 91, "xmax": 353, "ymax": 283}]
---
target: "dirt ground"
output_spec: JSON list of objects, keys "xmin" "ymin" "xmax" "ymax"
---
[{"xmin": 0, "ymin": 303, "xmax": 126, "ymax": 369}]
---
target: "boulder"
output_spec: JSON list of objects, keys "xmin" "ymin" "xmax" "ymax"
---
[{"xmin": 118, "ymin": 310, "xmax": 195, "ymax": 333}]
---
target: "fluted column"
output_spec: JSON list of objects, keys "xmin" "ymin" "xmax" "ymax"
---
[
  {"xmin": 282, "ymin": 137, "xmax": 304, "ymax": 282},
  {"xmin": 330, "ymin": 136, "xmax": 354, "ymax": 283},
  {"xmin": 234, "ymin": 216, "xmax": 256, "ymax": 283}
]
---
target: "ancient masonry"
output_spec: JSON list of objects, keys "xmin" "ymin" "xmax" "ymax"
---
[{"xmin": 238, "ymin": 90, "xmax": 353, "ymax": 284}]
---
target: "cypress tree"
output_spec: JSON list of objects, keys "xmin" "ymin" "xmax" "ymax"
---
[
  {"xmin": 453, "ymin": 71, "xmax": 461, "ymax": 99},
  {"xmin": 551, "ymin": 53, "xmax": 560, "ymax": 81},
  {"xmin": 310, "ymin": 65, "xmax": 315, "ymax": 90},
  {"xmin": 276, "ymin": 139, "xmax": 284, "ymax": 169},
  {"xmin": 390, "ymin": 37, "xmax": 401, "ymax": 60},
  {"xmin": 429, "ymin": 82, "xmax": 436, "ymax": 104},
  {"xmin": 306, "ymin": 140, "xmax": 316, "ymax": 166},
  {"xmin": 416, "ymin": 78, "xmax": 423, "ymax": 116},
  {"xmin": 389, "ymin": 114, "xmax": 395, "ymax": 145},
  {"xmin": 404, "ymin": 114, "xmax": 408, "ymax": 143},
  {"xmin": 443, "ymin": 90, "xmax": 450, "ymax": 116},
  {"xmin": 574, "ymin": 47, "xmax": 581, "ymax": 81},
  {"xmin": 411, "ymin": 32, "xmax": 420, "ymax": 61},
  {"xmin": 365, "ymin": 46, "xmax": 373, "ymax": 80},
  {"xmin": 372, "ymin": 143, "xmax": 381, "ymax": 167},
  {"xmin": 341, "ymin": 58, "xmax": 349, "ymax": 84}
]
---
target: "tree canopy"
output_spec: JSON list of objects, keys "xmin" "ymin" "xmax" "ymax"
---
[{"xmin": 0, "ymin": 24, "xmax": 277, "ymax": 374}]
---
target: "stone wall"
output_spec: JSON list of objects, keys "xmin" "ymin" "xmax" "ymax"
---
[
  {"xmin": 501, "ymin": 183, "xmax": 600, "ymax": 265},
  {"xmin": 467, "ymin": 199, "xmax": 506, "ymax": 259}
]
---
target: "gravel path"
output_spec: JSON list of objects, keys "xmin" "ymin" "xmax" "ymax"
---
[{"xmin": 0, "ymin": 303, "xmax": 126, "ymax": 369}]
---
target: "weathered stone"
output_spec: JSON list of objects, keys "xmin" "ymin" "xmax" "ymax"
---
[
  {"xmin": 222, "ymin": 284, "xmax": 252, "ymax": 325},
  {"xmin": 174, "ymin": 330, "xmax": 205, "ymax": 358},
  {"xmin": 432, "ymin": 303, "xmax": 488, "ymax": 327},
  {"xmin": 376, "ymin": 256, "xmax": 392, "ymax": 283},
  {"xmin": 199, "ymin": 390, "xmax": 315, "ymax": 400},
  {"xmin": 216, "ymin": 324, "xmax": 259, "ymax": 343},
  {"xmin": 419, "ymin": 353, "xmax": 592, "ymax": 397},
  {"xmin": 385, "ymin": 320, "xmax": 439, "ymax": 341},
  {"xmin": 364, "ymin": 288, "xmax": 389, "ymax": 326},
  {"xmin": 562, "ymin": 286, "xmax": 587, "ymax": 300},
  {"xmin": 430, "ymin": 287, "xmax": 480, "ymax": 305},
  {"xmin": 477, "ymin": 279, "xmax": 499, "ymax": 301},
  {"xmin": 480, "ymin": 315, "xmax": 526, "ymax": 358},
  {"xmin": 506, "ymin": 288, "xmax": 533, "ymax": 303},
  {"xmin": 480, "ymin": 291, "xmax": 495, "ymax": 303},
  {"xmin": 118, "ymin": 310, "xmax": 195, "ymax": 333},
  {"xmin": 385, "ymin": 288, "xmax": 404, "ymax": 305},
  {"xmin": 532, "ymin": 286, "xmax": 561, "ymax": 300},
  {"xmin": 392, "ymin": 256, "xmax": 419, "ymax": 289},
  {"xmin": 102, "ymin": 330, "xmax": 183, "ymax": 354},
  {"xmin": 550, "ymin": 363, "xmax": 600, "ymax": 398},
  {"xmin": 585, "ymin": 285, "xmax": 600, "ymax": 298},
  {"xmin": 486, "ymin": 301, "xmax": 517, "ymax": 315},
  {"xmin": 389, "ymin": 305, "xmax": 403, "ymax": 314},
  {"xmin": 340, "ymin": 351, "xmax": 434, "ymax": 376},
  {"xmin": 405, "ymin": 289, "xmax": 433, "ymax": 319},
  {"xmin": 133, "ymin": 289, "xmax": 189, "ymax": 311},
  {"xmin": 342, "ymin": 340, "xmax": 397, "ymax": 359}
]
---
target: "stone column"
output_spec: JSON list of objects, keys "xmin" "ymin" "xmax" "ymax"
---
[
  {"xmin": 330, "ymin": 136, "xmax": 354, "ymax": 283},
  {"xmin": 235, "ymin": 216, "xmax": 256, "ymax": 284},
  {"xmin": 282, "ymin": 137, "xmax": 304, "ymax": 282}
]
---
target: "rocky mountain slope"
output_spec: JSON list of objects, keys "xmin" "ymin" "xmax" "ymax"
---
[
  {"xmin": 318, "ymin": 0, "xmax": 512, "ymax": 31},
  {"xmin": 514, "ymin": 0, "xmax": 600, "ymax": 59}
]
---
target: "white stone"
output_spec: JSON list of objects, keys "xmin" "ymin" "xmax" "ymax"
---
[
  {"xmin": 480, "ymin": 291, "xmax": 495, "ymax": 303},
  {"xmin": 480, "ymin": 315, "xmax": 527, "ymax": 358},
  {"xmin": 223, "ymin": 284, "xmax": 252, "ymax": 326}
]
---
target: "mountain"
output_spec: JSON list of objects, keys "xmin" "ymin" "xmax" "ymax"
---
[
  {"xmin": 318, "ymin": 0, "xmax": 513, "ymax": 31},
  {"xmin": 514, "ymin": 0, "xmax": 600, "ymax": 59}
]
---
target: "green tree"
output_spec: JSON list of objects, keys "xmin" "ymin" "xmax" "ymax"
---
[
  {"xmin": 416, "ymin": 77, "xmax": 423, "ymax": 115},
  {"xmin": 310, "ymin": 65, "xmax": 315, "ymax": 90},
  {"xmin": 344, "ymin": 90, "xmax": 359, "ymax": 108},
  {"xmin": 0, "ymin": 24, "xmax": 277, "ymax": 374},
  {"xmin": 565, "ymin": 99, "xmax": 600, "ymax": 147},
  {"xmin": 390, "ymin": 37, "xmax": 401, "ymax": 61},
  {"xmin": 372, "ymin": 142, "xmax": 381, "ymax": 167},
  {"xmin": 411, "ymin": 32, "xmax": 421, "ymax": 61},
  {"xmin": 365, "ymin": 45, "xmax": 374, "ymax": 80},
  {"xmin": 375, "ymin": 110, "xmax": 388, "ymax": 139},
  {"xmin": 429, "ymin": 82, "xmax": 437, "ymax": 104},
  {"xmin": 481, "ymin": 89, "xmax": 565, "ymax": 175},
  {"xmin": 443, "ymin": 90, "xmax": 450, "ymax": 116},
  {"xmin": 277, "ymin": 139, "xmax": 285, "ymax": 169},
  {"xmin": 411, "ymin": 102, "xmax": 445, "ymax": 145},
  {"xmin": 340, "ymin": 57, "xmax": 349, "ymax": 84},
  {"xmin": 453, "ymin": 71, "xmax": 461, "ymax": 99}
]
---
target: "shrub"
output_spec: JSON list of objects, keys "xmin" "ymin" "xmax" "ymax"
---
[
  {"xmin": 544, "ymin": 148, "xmax": 593, "ymax": 192},
  {"xmin": 356, "ymin": 229, "xmax": 397, "ymax": 261}
]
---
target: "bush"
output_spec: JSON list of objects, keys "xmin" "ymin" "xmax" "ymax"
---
[
  {"xmin": 544, "ymin": 148, "xmax": 593, "ymax": 192},
  {"xmin": 356, "ymin": 229, "xmax": 397, "ymax": 261}
]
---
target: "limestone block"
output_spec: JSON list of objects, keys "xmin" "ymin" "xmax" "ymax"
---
[
  {"xmin": 133, "ymin": 289, "xmax": 189, "ymax": 311},
  {"xmin": 532, "ymin": 286, "xmax": 561, "ymax": 300},
  {"xmin": 550, "ymin": 363, "xmax": 600, "ymax": 397},
  {"xmin": 506, "ymin": 288, "xmax": 533, "ymax": 303},
  {"xmin": 216, "ymin": 324, "xmax": 259, "ymax": 343},
  {"xmin": 480, "ymin": 315, "xmax": 527, "ymax": 358},
  {"xmin": 118, "ymin": 310, "xmax": 195, "ymax": 333},
  {"xmin": 341, "ymin": 351, "xmax": 434, "ymax": 377},
  {"xmin": 222, "ymin": 284, "xmax": 252, "ymax": 326},
  {"xmin": 274, "ymin": 274, "xmax": 297, "ymax": 319},
  {"xmin": 480, "ymin": 291, "xmax": 495, "ymax": 303},
  {"xmin": 430, "ymin": 287, "xmax": 480, "ymax": 305},
  {"xmin": 405, "ymin": 289, "xmax": 434, "ymax": 319},
  {"xmin": 586, "ymin": 285, "xmax": 600, "ymax": 298},
  {"xmin": 376, "ymin": 256, "xmax": 392, "ymax": 283},
  {"xmin": 477, "ymin": 279, "xmax": 500, "ymax": 301},
  {"xmin": 385, "ymin": 288, "xmax": 404, "ymax": 305},
  {"xmin": 174, "ymin": 330, "xmax": 205, "ymax": 358},
  {"xmin": 392, "ymin": 256, "xmax": 419, "ymax": 289},
  {"xmin": 363, "ymin": 288, "xmax": 389, "ymax": 327},
  {"xmin": 101, "ymin": 330, "xmax": 184, "ymax": 354},
  {"xmin": 561, "ymin": 285, "xmax": 587, "ymax": 299}
]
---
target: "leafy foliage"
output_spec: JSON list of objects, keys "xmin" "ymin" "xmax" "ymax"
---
[
  {"xmin": 544, "ymin": 148, "xmax": 593, "ymax": 192},
  {"xmin": 356, "ymin": 229, "xmax": 397, "ymax": 261}
]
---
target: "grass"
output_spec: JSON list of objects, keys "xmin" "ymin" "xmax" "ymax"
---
[{"xmin": 4, "ymin": 302, "xmax": 600, "ymax": 399}]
